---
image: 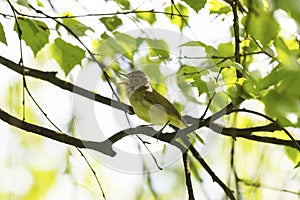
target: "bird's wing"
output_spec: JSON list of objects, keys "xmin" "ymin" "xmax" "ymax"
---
[
  {"xmin": 142, "ymin": 87, "xmax": 182, "ymax": 120},
  {"xmin": 141, "ymin": 86, "xmax": 205, "ymax": 143}
]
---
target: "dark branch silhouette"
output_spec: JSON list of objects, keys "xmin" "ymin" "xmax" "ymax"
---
[{"xmin": 0, "ymin": 56, "xmax": 133, "ymax": 114}]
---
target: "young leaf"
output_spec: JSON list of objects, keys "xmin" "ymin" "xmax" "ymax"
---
[
  {"xmin": 100, "ymin": 16, "xmax": 123, "ymax": 32},
  {"xmin": 182, "ymin": 0, "xmax": 206, "ymax": 13},
  {"xmin": 114, "ymin": 32, "xmax": 137, "ymax": 61},
  {"xmin": 274, "ymin": 37, "xmax": 300, "ymax": 70},
  {"xmin": 192, "ymin": 76, "xmax": 209, "ymax": 96},
  {"xmin": 17, "ymin": 0, "xmax": 30, "ymax": 8},
  {"xmin": 209, "ymin": 0, "xmax": 231, "ymax": 14},
  {"xmin": 179, "ymin": 65, "xmax": 209, "ymax": 96},
  {"xmin": 62, "ymin": 16, "xmax": 93, "ymax": 36},
  {"xmin": 179, "ymin": 40, "xmax": 219, "ymax": 56},
  {"xmin": 285, "ymin": 146, "xmax": 299, "ymax": 162},
  {"xmin": 136, "ymin": 12, "xmax": 157, "ymax": 25},
  {"xmin": 179, "ymin": 40, "xmax": 207, "ymax": 47},
  {"xmin": 97, "ymin": 32, "xmax": 137, "ymax": 62},
  {"xmin": 165, "ymin": 3, "xmax": 189, "ymax": 30},
  {"xmin": 145, "ymin": 38, "xmax": 170, "ymax": 60},
  {"xmin": 217, "ymin": 42, "xmax": 234, "ymax": 57},
  {"xmin": 50, "ymin": 38, "xmax": 85, "ymax": 76},
  {"xmin": 0, "ymin": 22, "xmax": 7, "ymax": 45},
  {"xmin": 115, "ymin": 0, "xmax": 130, "ymax": 10},
  {"xmin": 14, "ymin": 18, "xmax": 50, "ymax": 56}
]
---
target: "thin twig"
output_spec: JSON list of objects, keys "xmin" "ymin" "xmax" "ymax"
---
[
  {"xmin": 0, "ymin": 9, "xmax": 189, "ymax": 19},
  {"xmin": 183, "ymin": 152, "xmax": 195, "ymax": 200},
  {"xmin": 188, "ymin": 145, "xmax": 236, "ymax": 200},
  {"xmin": 7, "ymin": 0, "xmax": 26, "ymax": 120},
  {"xmin": 24, "ymin": 85, "xmax": 107, "ymax": 199},
  {"xmin": 177, "ymin": 51, "xmax": 266, "ymax": 60},
  {"xmin": 200, "ymin": 92, "xmax": 216, "ymax": 119},
  {"xmin": 240, "ymin": 179, "xmax": 300, "ymax": 196}
]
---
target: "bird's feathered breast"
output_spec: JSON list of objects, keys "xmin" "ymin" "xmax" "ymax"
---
[{"xmin": 129, "ymin": 84, "xmax": 183, "ymax": 126}]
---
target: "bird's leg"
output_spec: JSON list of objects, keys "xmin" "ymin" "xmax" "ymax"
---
[{"xmin": 156, "ymin": 121, "xmax": 170, "ymax": 141}]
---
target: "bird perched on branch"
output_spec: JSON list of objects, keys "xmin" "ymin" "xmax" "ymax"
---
[{"xmin": 119, "ymin": 70, "xmax": 203, "ymax": 143}]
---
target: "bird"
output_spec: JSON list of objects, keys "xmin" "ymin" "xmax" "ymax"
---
[{"xmin": 119, "ymin": 70, "xmax": 203, "ymax": 143}]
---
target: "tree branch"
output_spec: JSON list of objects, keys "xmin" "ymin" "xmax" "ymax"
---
[
  {"xmin": 6, "ymin": 56, "xmax": 291, "ymax": 150},
  {"xmin": 228, "ymin": 108, "xmax": 300, "ymax": 151},
  {"xmin": 0, "ymin": 108, "xmax": 116, "ymax": 156},
  {"xmin": 183, "ymin": 152, "xmax": 195, "ymax": 200},
  {"xmin": 0, "ymin": 56, "xmax": 134, "ymax": 114},
  {"xmin": 1, "ymin": 105, "xmax": 299, "ymax": 200}
]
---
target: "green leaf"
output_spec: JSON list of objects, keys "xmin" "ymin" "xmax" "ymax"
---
[
  {"xmin": 17, "ymin": 0, "xmax": 30, "ymax": 8},
  {"xmin": 62, "ymin": 16, "xmax": 93, "ymax": 36},
  {"xmin": 0, "ymin": 22, "xmax": 7, "ymax": 45},
  {"xmin": 145, "ymin": 38, "xmax": 170, "ymax": 60},
  {"xmin": 179, "ymin": 40, "xmax": 207, "ymax": 47},
  {"xmin": 136, "ymin": 12, "xmax": 157, "ymax": 25},
  {"xmin": 258, "ymin": 67, "xmax": 300, "ymax": 98},
  {"xmin": 245, "ymin": 11, "xmax": 279, "ymax": 46},
  {"xmin": 14, "ymin": 18, "xmax": 49, "ymax": 56},
  {"xmin": 115, "ymin": 0, "xmax": 130, "ymax": 10},
  {"xmin": 178, "ymin": 40, "xmax": 218, "ymax": 56},
  {"xmin": 217, "ymin": 42, "xmax": 234, "ymax": 57},
  {"xmin": 50, "ymin": 38, "xmax": 85, "ymax": 76},
  {"xmin": 101, "ymin": 32, "xmax": 110, "ymax": 39},
  {"xmin": 274, "ymin": 37, "xmax": 300, "ymax": 70},
  {"xmin": 182, "ymin": 0, "xmax": 206, "ymax": 13},
  {"xmin": 262, "ymin": 90, "xmax": 300, "ymax": 126},
  {"xmin": 100, "ymin": 16, "xmax": 123, "ymax": 32},
  {"xmin": 36, "ymin": 0, "xmax": 44, "ymax": 7},
  {"xmin": 97, "ymin": 33, "xmax": 137, "ymax": 62},
  {"xmin": 209, "ymin": 0, "xmax": 231, "ymax": 14},
  {"xmin": 221, "ymin": 66, "xmax": 237, "ymax": 85},
  {"xmin": 179, "ymin": 65, "xmax": 199, "ymax": 78},
  {"xmin": 236, "ymin": 78, "xmax": 259, "ymax": 99},
  {"xmin": 179, "ymin": 65, "xmax": 209, "ymax": 96},
  {"xmin": 285, "ymin": 146, "xmax": 299, "ymax": 162},
  {"xmin": 114, "ymin": 32, "xmax": 137, "ymax": 61},
  {"xmin": 165, "ymin": 3, "xmax": 189, "ymax": 30},
  {"xmin": 193, "ymin": 76, "xmax": 209, "ymax": 96},
  {"xmin": 97, "ymin": 38, "xmax": 119, "ymax": 59},
  {"xmin": 294, "ymin": 161, "xmax": 300, "ymax": 169}
]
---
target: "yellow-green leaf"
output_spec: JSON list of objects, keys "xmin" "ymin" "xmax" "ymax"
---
[
  {"xmin": 100, "ymin": 16, "xmax": 123, "ymax": 32},
  {"xmin": 50, "ymin": 38, "xmax": 85, "ymax": 76},
  {"xmin": 63, "ymin": 16, "xmax": 93, "ymax": 36},
  {"xmin": 136, "ymin": 12, "xmax": 157, "ymax": 25},
  {"xmin": 182, "ymin": 0, "xmax": 206, "ymax": 13},
  {"xmin": 165, "ymin": 3, "xmax": 189, "ymax": 30},
  {"xmin": 0, "ymin": 22, "xmax": 7, "ymax": 45},
  {"xmin": 14, "ymin": 18, "xmax": 50, "ymax": 56}
]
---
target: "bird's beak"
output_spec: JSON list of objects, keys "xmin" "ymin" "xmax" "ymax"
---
[
  {"xmin": 119, "ymin": 72, "xmax": 128, "ymax": 77},
  {"xmin": 118, "ymin": 72, "xmax": 129, "ymax": 85},
  {"xmin": 118, "ymin": 81, "xmax": 128, "ymax": 85}
]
